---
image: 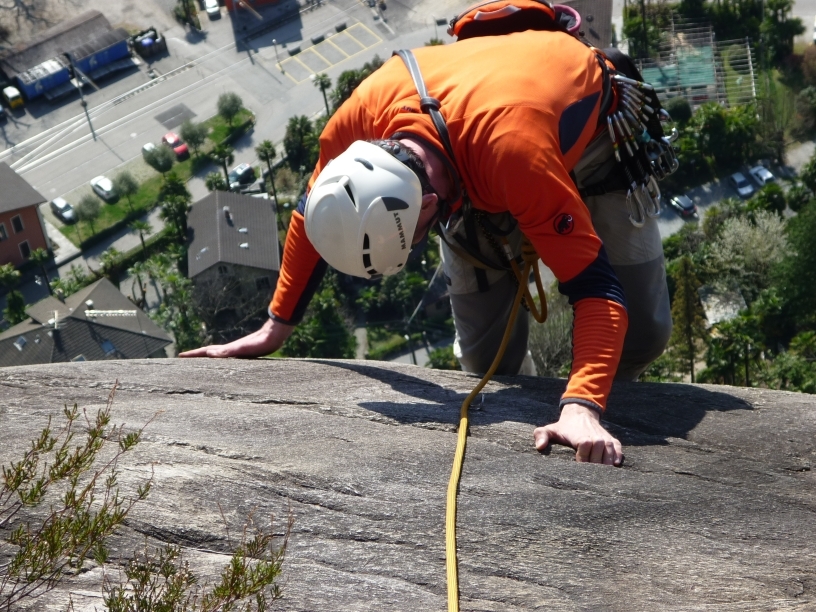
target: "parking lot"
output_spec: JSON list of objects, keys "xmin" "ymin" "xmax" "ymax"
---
[{"xmin": 279, "ymin": 23, "xmax": 382, "ymax": 84}]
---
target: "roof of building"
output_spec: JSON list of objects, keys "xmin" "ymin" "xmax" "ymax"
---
[
  {"xmin": 563, "ymin": 0, "xmax": 613, "ymax": 49},
  {"xmin": 187, "ymin": 191, "xmax": 281, "ymax": 278},
  {"xmin": 0, "ymin": 162, "xmax": 47, "ymax": 215},
  {"xmin": 0, "ymin": 278, "xmax": 172, "ymax": 367},
  {"xmin": 0, "ymin": 10, "xmax": 110, "ymax": 75}
]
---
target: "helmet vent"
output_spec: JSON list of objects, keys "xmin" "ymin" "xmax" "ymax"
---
[
  {"xmin": 344, "ymin": 182, "xmax": 356, "ymax": 207},
  {"xmin": 354, "ymin": 157, "xmax": 374, "ymax": 170},
  {"xmin": 363, "ymin": 253, "xmax": 372, "ymax": 268},
  {"xmin": 363, "ymin": 234, "xmax": 370, "ymax": 250}
]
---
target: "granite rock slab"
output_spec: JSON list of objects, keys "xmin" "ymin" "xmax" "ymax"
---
[{"xmin": 0, "ymin": 359, "xmax": 814, "ymax": 611}]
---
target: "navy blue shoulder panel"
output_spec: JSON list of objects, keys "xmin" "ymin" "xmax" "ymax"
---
[
  {"xmin": 558, "ymin": 245, "xmax": 627, "ymax": 309},
  {"xmin": 295, "ymin": 193, "xmax": 308, "ymax": 215},
  {"xmin": 559, "ymin": 91, "xmax": 600, "ymax": 156}
]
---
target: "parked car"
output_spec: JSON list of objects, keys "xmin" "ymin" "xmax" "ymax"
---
[
  {"xmin": 90, "ymin": 175, "xmax": 117, "ymax": 202},
  {"xmin": 142, "ymin": 142, "xmax": 156, "ymax": 156},
  {"xmin": 161, "ymin": 132, "xmax": 189, "ymax": 159},
  {"xmin": 728, "ymin": 172, "xmax": 755, "ymax": 198},
  {"xmin": 228, "ymin": 163, "xmax": 256, "ymax": 190},
  {"xmin": 2, "ymin": 86, "xmax": 23, "ymax": 109},
  {"xmin": 204, "ymin": 0, "xmax": 221, "ymax": 18},
  {"xmin": 50, "ymin": 197, "xmax": 76, "ymax": 224},
  {"xmin": 668, "ymin": 194, "xmax": 698, "ymax": 219},
  {"xmin": 749, "ymin": 165, "xmax": 776, "ymax": 187}
]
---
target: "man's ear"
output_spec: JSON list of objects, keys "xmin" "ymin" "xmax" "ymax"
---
[{"xmin": 421, "ymin": 192, "xmax": 439, "ymax": 211}]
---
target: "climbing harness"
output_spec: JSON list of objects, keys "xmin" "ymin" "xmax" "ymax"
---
[{"xmin": 394, "ymin": 4, "xmax": 679, "ymax": 605}]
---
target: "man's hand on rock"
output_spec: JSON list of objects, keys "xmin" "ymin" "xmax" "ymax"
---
[
  {"xmin": 179, "ymin": 319, "xmax": 294, "ymax": 359},
  {"xmin": 533, "ymin": 403, "xmax": 624, "ymax": 467}
]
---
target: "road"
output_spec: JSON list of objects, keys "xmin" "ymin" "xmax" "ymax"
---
[{"xmin": 0, "ymin": 0, "xmax": 449, "ymax": 314}]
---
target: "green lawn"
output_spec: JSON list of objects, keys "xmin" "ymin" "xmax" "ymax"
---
[{"xmin": 60, "ymin": 108, "xmax": 255, "ymax": 247}]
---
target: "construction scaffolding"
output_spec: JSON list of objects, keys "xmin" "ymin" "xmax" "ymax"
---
[{"xmin": 632, "ymin": 15, "xmax": 757, "ymax": 109}]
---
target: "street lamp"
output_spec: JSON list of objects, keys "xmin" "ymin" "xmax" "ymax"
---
[
  {"xmin": 272, "ymin": 38, "xmax": 283, "ymax": 73},
  {"xmin": 64, "ymin": 52, "xmax": 97, "ymax": 140}
]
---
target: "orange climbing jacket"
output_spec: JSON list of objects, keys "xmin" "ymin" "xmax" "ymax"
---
[{"xmin": 271, "ymin": 28, "xmax": 631, "ymax": 411}]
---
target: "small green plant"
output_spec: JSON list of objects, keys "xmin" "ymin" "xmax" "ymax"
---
[
  {"xmin": 103, "ymin": 511, "xmax": 291, "ymax": 612},
  {"xmin": 0, "ymin": 383, "xmax": 154, "ymax": 610}
]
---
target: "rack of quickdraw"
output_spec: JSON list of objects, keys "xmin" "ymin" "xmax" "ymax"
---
[{"xmin": 607, "ymin": 73, "xmax": 679, "ymax": 227}]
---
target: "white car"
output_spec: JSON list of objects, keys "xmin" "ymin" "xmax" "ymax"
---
[
  {"xmin": 204, "ymin": 0, "xmax": 221, "ymax": 18},
  {"xmin": 728, "ymin": 172, "xmax": 755, "ymax": 199},
  {"xmin": 749, "ymin": 165, "xmax": 775, "ymax": 187},
  {"xmin": 142, "ymin": 142, "xmax": 156, "ymax": 156},
  {"xmin": 90, "ymin": 175, "xmax": 117, "ymax": 202}
]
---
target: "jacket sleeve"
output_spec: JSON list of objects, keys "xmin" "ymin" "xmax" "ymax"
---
[
  {"xmin": 470, "ymin": 104, "xmax": 628, "ymax": 411},
  {"xmin": 269, "ymin": 91, "xmax": 376, "ymax": 324}
]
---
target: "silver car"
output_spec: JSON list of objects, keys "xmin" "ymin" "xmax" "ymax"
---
[
  {"xmin": 749, "ymin": 165, "xmax": 775, "ymax": 187},
  {"xmin": 50, "ymin": 197, "xmax": 76, "ymax": 224},
  {"xmin": 728, "ymin": 172, "xmax": 755, "ymax": 198}
]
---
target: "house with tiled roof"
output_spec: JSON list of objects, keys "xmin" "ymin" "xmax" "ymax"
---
[
  {"xmin": 0, "ymin": 278, "xmax": 171, "ymax": 367},
  {"xmin": 187, "ymin": 191, "xmax": 280, "ymax": 341},
  {"xmin": 0, "ymin": 162, "xmax": 50, "ymax": 268}
]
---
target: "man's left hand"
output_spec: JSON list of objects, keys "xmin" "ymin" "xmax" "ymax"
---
[{"xmin": 533, "ymin": 403, "xmax": 624, "ymax": 466}]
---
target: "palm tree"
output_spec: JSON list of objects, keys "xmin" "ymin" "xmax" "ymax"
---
[
  {"xmin": 211, "ymin": 143, "xmax": 235, "ymax": 184},
  {"xmin": 255, "ymin": 140, "xmax": 284, "ymax": 231},
  {"xmin": 205, "ymin": 172, "xmax": 227, "ymax": 192},
  {"xmin": 29, "ymin": 247, "xmax": 53, "ymax": 295},
  {"xmin": 312, "ymin": 73, "xmax": 332, "ymax": 116},
  {"xmin": 128, "ymin": 260, "xmax": 150, "ymax": 308},
  {"xmin": 129, "ymin": 220, "xmax": 153, "ymax": 255}
]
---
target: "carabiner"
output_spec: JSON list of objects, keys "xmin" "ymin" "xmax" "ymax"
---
[{"xmin": 626, "ymin": 189, "xmax": 645, "ymax": 228}]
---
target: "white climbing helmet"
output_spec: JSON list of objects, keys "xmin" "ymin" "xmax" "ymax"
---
[{"xmin": 304, "ymin": 140, "xmax": 423, "ymax": 279}]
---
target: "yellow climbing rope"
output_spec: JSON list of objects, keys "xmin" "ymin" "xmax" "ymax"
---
[{"xmin": 445, "ymin": 236, "xmax": 547, "ymax": 612}]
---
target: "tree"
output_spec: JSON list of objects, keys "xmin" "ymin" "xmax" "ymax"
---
[
  {"xmin": 179, "ymin": 119, "xmax": 208, "ymax": 156},
  {"xmin": 0, "ymin": 262, "xmax": 21, "ymax": 293},
  {"xmin": 98, "ymin": 247, "xmax": 122, "ymax": 281},
  {"xmin": 708, "ymin": 210, "xmax": 789, "ymax": 301},
  {"xmin": 159, "ymin": 171, "xmax": 191, "ymax": 201},
  {"xmin": 803, "ymin": 45, "xmax": 816, "ymax": 85},
  {"xmin": 205, "ymin": 171, "xmax": 228, "ymax": 192},
  {"xmin": 255, "ymin": 140, "xmax": 283, "ymax": 230},
  {"xmin": 280, "ymin": 284, "xmax": 356, "ymax": 358},
  {"xmin": 217, "ymin": 92, "xmax": 243, "ymax": 127},
  {"xmin": 329, "ymin": 55, "xmax": 383, "ymax": 111},
  {"xmin": 747, "ymin": 183, "xmax": 786, "ymax": 216},
  {"xmin": 129, "ymin": 219, "xmax": 153, "ymax": 255},
  {"xmin": 211, "ymin": 143, "xmax": 234, "ymax": 184},
  {"xmin": 160, "ymin": 194, "xmax": 191, "ymax": 240},
  {"xmin": 113, "ymin": 171, "xmax": 139, "ymax": 213},
  {"xmin": 668, "ymin": 256, "xmax": 707, "ymax": 382},
  {"xmin": 760, "ymin": 0, "xmax": 804, "ymax": 63},
  {"xmin": 800, "ymin": 153, "xmax": 816, "ymax": 193},
  {"xmin": 427, "ymin": 345, "xmax": 461, "ymax": 370},
  {"xmin": 76, "ymin": 194, "xmax": 101, "ymax": 235},
  {"xmin": 29, "ymin": 247, "xmax": 52, "ymax": 295},
  {"xmin": 665, "ymin": 96, "xmax": 692, "ymax": 126},
  {"xmin": 775, "ymin": 201, "xmax": 816, "ymax": 327},
  {"xmin": 312, "ymin": 73, "xmax": 332, "ymax": 116},
  {"xmin": 786, "ymin": 182, "xmax": 812, "ymax": 213},
  {"xmin": 283, "ymin": 116, "xmax": 314, "ymax": 172},
  {"xmin": 144, "ymin": 144, "xmax": 175, "ymax": 175},
  {"xmin": 3, "ymin": 289, "xmax": 26, "ymax": 325},
  {"xmin": 128, "ymin": 260, "xmax": 150, "ymax": 308}
]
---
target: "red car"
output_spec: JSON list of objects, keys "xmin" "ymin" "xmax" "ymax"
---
[{"xmin": 162, "ymin": 132, "xmax": 189, "ymax": 159}]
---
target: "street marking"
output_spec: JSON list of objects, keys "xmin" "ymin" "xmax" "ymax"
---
[{"xmin": 278, "ymin": 23, "xmax": 382, "ymax": 84}]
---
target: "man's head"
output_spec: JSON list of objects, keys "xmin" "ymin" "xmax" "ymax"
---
[{"xmin": 303, "ymin": 139, "xmax": 445, "ymax": 279}]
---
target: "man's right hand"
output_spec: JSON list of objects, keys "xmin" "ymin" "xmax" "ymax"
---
[{"xmin": 178, "ymin": 319, "xmax": 294, "ymax": 359}]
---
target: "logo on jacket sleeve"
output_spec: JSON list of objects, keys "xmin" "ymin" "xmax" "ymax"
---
[{"xmin": 554, "ymin": 213, "xmax": 575, "ymax": 235}]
